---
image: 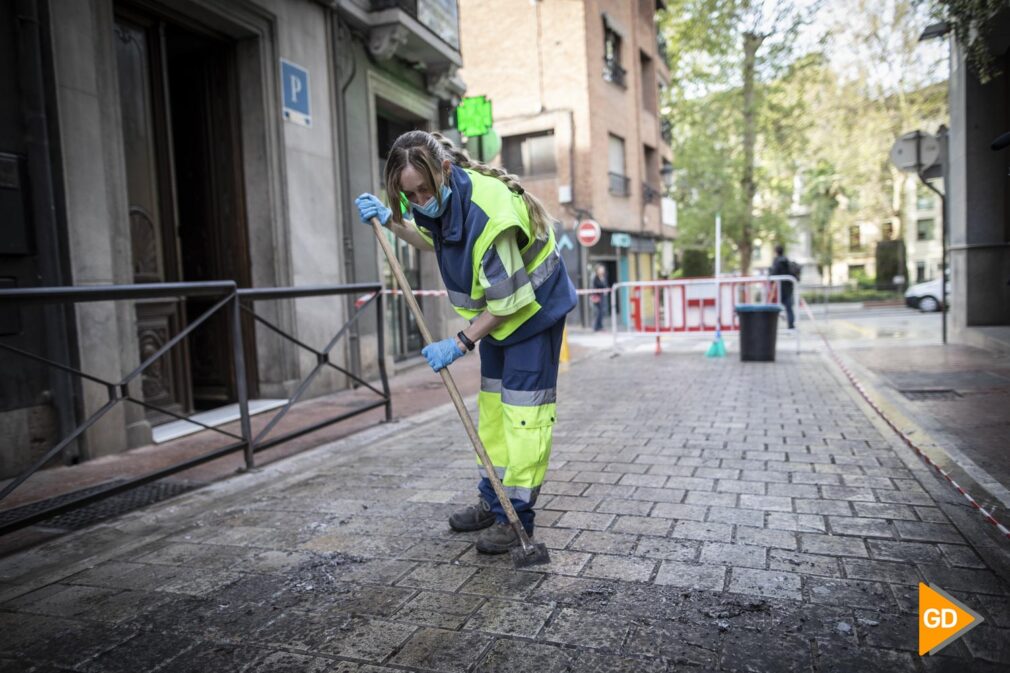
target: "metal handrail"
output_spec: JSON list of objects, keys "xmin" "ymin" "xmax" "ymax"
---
[
  {"xmin": 0, "ymin": 281, "xmax": 389, "ymax": 535},
  {"xmin": 603, "ymin": 59, "xmax": 627, "ymax": 86},
  {"xmin": 237, "ymin": 284, "xmax": 391, "ymax": 453},
  {"xmin": 608, "ymin": 172, "xmax": 631, "ymax": 196}
]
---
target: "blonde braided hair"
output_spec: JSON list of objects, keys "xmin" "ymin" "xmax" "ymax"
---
[{"xmin": 383, "ymin": 130, "xmax": 553, "ymax": 240}]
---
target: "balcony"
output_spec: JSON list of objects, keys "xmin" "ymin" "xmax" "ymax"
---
[
  {"xmin": 336, "ymin": 0, "xmax": 463, "ymax": 73},
  {"xmin": 642, "ymin": 182, "xmax": 661, "ymax": 204},
  {"xmin": 373, "ymin": 0, "xmax": 414, "ymax": 10},
  {"xmin": 609, "ymin": 173, "xmax": 631, "ymax": 196},
  {"xmin": 657, "ymin": 31, "xmax": 669, "ymax": 63},
  {"xmin": 603, "ymin": 59, "xmax": 627, "ymax": 87},
  {"xmin": 660, "ymin": 118, "xmax": 673, "ymax": 145}
]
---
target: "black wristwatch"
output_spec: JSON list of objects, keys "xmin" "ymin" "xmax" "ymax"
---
[{"xmin": 456, "ymin": 330, "xmax": 476, "ymax": 352}]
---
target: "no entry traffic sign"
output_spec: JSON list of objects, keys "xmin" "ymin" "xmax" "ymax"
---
[{"xmin": 577, "ymin": 220, "xmax": 601, "ymax": 247}]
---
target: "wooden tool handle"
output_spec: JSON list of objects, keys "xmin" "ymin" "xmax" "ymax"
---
[{"xmin": 370, "ymin": 219, "xmax": 531, "ymax": 543}]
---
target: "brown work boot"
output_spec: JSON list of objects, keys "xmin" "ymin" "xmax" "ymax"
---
[
  {"xmin": 476, "ymin": 521, "xmax": 534, "ymax": 554},
  {"xmin": 448, "ymin": 498, "xmax": 495, "ymax": 532}
]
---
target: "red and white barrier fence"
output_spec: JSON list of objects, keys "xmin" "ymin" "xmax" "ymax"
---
[
  {"xmin": 609, "ymin": 275, "xmax": 801, "ymax": 353},
  {"xmin": 354, "ymin": 288, "xmax": 448, "ymax": 309}
]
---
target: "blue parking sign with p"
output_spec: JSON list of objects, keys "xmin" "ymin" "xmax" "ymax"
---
[{"xmin": 281, "ymin": 59, "xmax": 311, "ymax": 127}]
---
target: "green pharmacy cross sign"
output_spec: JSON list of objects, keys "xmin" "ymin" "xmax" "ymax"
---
[{"xmin": 456, "ymin": 95, "xmax": 493, "ymax": 137}]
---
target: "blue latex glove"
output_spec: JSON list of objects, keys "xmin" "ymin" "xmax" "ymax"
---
[
  {"xmin": 355, "ymin": 193, "xmax": 391, "ymax": 226},
  {"xmin": 421, "ymin": 337, "xmax": 466, "ymax": 372}
]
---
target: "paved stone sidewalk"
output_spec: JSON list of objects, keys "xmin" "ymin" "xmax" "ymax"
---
[{"xmin": 1, "ymin": 350, "xmax": 1008, "ymax": 672}]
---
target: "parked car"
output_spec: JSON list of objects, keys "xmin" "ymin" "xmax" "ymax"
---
[{"xmin": 904, "ymin": 277, "xmax": 948, "ymax": 312}]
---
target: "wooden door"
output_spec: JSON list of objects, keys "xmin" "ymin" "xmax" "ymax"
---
[{"xmin": 114, "ymin": 7, "xmax": 257, "ymax": 419}]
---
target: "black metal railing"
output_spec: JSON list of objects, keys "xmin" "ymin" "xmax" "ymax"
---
[
  {"xmin": 0, "ymin": 281, "xmax": 389, "ymax": 535},
  {"xmin": 657, "ymin": 31, "xmax": 669, "ymax": 63},
  {"xmin": 372, "ymin": 0, "xmax": 417, "ymax": 15},
  {"xmin": 642, "ymin": 182, "xmax": 661, "ymax": 204},
  {"xmin": 661, "ymin": 118, "xmax": 673, "ymax": 145},
  {"xmin": 603, "ymin": 59, "xmax": 626, "ymax": 87},
  {"xmin": 608, "ymin": 172, "xmax": 631, "ymax": 197}
]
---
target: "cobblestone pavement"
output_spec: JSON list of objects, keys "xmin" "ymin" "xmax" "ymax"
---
[{"xmin": 1, "ymin": 350, "xmax": 1008, "ymax": 672}]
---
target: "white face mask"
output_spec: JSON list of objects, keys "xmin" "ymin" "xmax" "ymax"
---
[{"xmin": 413, "ymin": 183, "xmax": 452, "ymax": 218}]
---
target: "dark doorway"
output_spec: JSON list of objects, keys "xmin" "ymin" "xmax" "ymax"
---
[
  {"xmin": 166, "ymin": 24, "xmax": 256, "ymax": 409},
  {"xmin": 377, "ymin": 107, "xmax": 426, "ymax": 360},
  {"xmin": 0, "ymin": 0, "xmax": 77, "ymax": 473},
  {"xmin": 114, "ymin": 5, "xmax": 257, "ymax": 422}
]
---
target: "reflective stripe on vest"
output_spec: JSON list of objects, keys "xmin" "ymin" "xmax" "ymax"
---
[
  {"xmin": 447, "ymin": 288, "xmax": 486, "ymax": 310},
  {"xmin": 521, "ymin": 237, "xmax": 549, "ymax": 265},
  {"xmin": 528, "ymin": 248, "xmax": 560, "ymax": 289},
  {"xmin": 485, "ymin": 267, "xmax": 531, "ymax": 301},
  {"xmin": 449, "ymin": 245, "xmax": 559, "ymax": 312}
]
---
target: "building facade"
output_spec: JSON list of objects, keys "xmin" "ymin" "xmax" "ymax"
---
[
  {"xmin": 457, "ymin": 0, "xmax": 676, "ymax": 324},
  {"xmin": 0, "ymin": 0, "xmax": 465, "ymax": 478},
  {"xmin": 905, "ymin": 181, "xmax": 944, "ymax": 285},
  {"xmin": 776, "ymin": 176, "xmax": 944, "ymax": 291},
  {"xmin": 946, "ymin": 14, "xmax": 1010, "ymax": 352}
]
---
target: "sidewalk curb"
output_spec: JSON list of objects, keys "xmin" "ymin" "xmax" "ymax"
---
[
  {"xmin": 834, "ymin": 352, "xmax": 1010, "ymax": 510},
  {"xmin": 821, "ymin": 349, "xmax": 1010, "ymax": 582}
]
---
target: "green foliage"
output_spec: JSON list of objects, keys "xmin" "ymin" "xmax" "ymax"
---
[
  {"xmin": 875, "ymin": 240, "xmax": 909, "ymax": 290},
  {"xmin": 922, "ymin": 0, "xmax": 1009, "ymax": 83},
  {"xmin": 660, "ymin": 0, "xmax": 948, "ymax": 283},
  {"xmin": 681, "ymin": 248, "xmax": 714, "ymax": 277},
  {"xmin": 801, "ymin": 289, "xmax": 901, "ymax": 303},
  {"xmin": 659, "ymin": 0, "xmax": 813, "ymax": 273},
  {"xmin": 851, "ymin": 270, "xmax": 878, "ymax": 290},
  {"xmin": 803, "ymin": 158, "xmax": 845, "ymax": 277}
]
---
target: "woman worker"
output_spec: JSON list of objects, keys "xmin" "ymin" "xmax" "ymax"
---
[{"xmin": 355, "ymin": 131, "xmax": 576, "ymax": 554}]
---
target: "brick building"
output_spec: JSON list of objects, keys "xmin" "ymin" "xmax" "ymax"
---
[{"xmin": 458, "ymin": 0, "xmax": 676, "ymax": 323}]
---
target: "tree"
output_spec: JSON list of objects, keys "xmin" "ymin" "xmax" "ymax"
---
[
  {"xmin": 803, "ymin": 159, "xmax": 845, "ymax": 285},
  {"xmin": 661, "ymin": 1, "xmax": 948, "ymax": 284},
  {"xmin": 824, "ymin": 0, "xmax": 947, "ymax": 242},
  {"xmin": 660, "ymin": 0, "xmax": 821, "ymax": 275}
]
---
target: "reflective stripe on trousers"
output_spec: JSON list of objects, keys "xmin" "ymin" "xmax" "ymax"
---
[{"xmin": 475, "ymin": 318, "xmax": 565, "ymax": 528}]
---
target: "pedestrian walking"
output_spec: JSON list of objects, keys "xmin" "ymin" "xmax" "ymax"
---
[
  {"xmin": 591, "ymin": 264, "xmax": 609, "ymax": 331},
  {"xmin": 355, "ymin": 131, "xmax": 576, "ymax": 554},
  {"xmin": 769, "ymin": 244, "xmax": 798, "ymax": 329}
]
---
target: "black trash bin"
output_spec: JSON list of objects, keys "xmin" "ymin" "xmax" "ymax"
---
[{"xmin": 735, "ymin": 304, "xmax": 782, "ymax": 362}]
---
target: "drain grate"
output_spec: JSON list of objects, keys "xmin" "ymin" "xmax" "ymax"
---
[
  {"xmin": 899, "ymin": 389, "xmax": 962, "ymax": 401},
  {"xmin": 0, "ymin": 480, "xmax": 199, "ymax": 531}
]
